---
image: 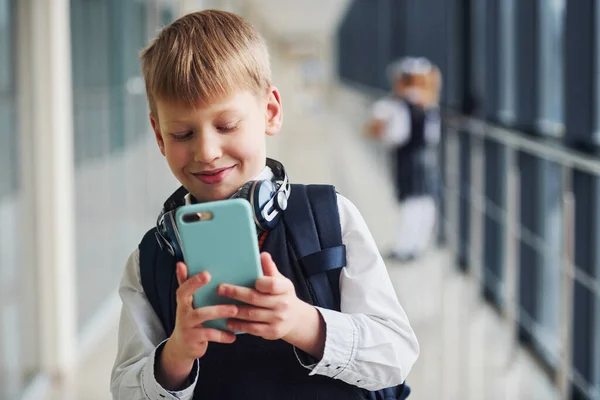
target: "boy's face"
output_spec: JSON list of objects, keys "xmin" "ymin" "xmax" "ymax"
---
[
  {"xmin": 150, "ymin": 87, "xmax": 283, "ymax": 202},
  {"xmin": 394, "ymin": 74, "xmax": 428, "ymax": 107}
]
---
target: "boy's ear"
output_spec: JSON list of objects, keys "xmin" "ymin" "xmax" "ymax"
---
[
  {"xmin": 264, "ymin": 86, "xmax": 283, "ymax": 137},
  {"xmin": 150, "ymin": 113, "xmax": 166, "ymax": 157}
]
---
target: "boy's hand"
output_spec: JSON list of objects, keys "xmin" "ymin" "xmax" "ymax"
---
[
  {"xmin": 157, "ymin": 262, "xmax": 238, "ymax": 391},
  {"xmin": 366, "ymin": 119, "xmax": 385, "ymax": 139},
  {"xmin": 218, "ymin": 252, "xmax": 326, "ymax": 359}
]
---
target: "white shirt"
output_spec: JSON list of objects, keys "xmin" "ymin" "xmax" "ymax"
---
[
  {"xmin": 110, "ymin": 187, "xmax": 419, "ymax": 399},
  {"xmin": 372, "ymin": 97, "xmax": 441, "ymax": 147}
]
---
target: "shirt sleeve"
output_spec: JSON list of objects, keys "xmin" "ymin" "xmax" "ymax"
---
[
  {"xmin": 296, "ymin": 194, "xmax": 420, "ymax": 391},
  {"xmin": 372, "ymin": 98, "xmax": 411, "ymax": 147},
  {"xmin": 371, "ymin": 98, "xmax": 394, "ymax": 121}
]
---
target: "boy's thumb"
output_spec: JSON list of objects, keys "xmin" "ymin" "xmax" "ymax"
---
[{"xmin": 260, "ymin": 252, "xmax": 279, "ymax": 277}]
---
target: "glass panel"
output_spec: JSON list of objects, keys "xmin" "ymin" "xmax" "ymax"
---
[
  {"xmin": 595, "ymin": 0, "xmax": 600, "ymax": 143},
  {"xmin": 471, "ymin": 0, "xmax": 486, "ymax": 111},
  {"xmin": 498, "ymin": 0, "xmax": 516, "ymax": 123},
  {"xmin": 534, "ymin": 160, "xmax": 562, "ymax": 366},
  {"xmin": 0, "ymin": 0, "xmax": 39, "ymax": 397},
  {"xmin": 538, "ymin": 0, "xmax": 566, "ymax": 136},
  {"xmin": 71, "ymin": 0, "xmax": 171, "ymax": 331},
  {"xmin": 161, "ymin": 6, "xmax": 175, "ymax": 27},
  {"xmin": 71, "ymin": 0, "xmax": 111, "ymax": 166},
  {"xmin": 595, "ymin": 178, "xmax": 600, "ymax": 391},
  {"xmin": 71, "ymin": 0, "xmax": 114, "ymax": 331},
  {"xmin": 483, "ymin": 141, "xmax": 507, "ymax": 304},
  {"xmin": 123, "ymin": 0, "xmax": 148, "ymax": 148}
]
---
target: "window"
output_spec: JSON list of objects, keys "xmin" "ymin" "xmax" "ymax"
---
[
  {"xmin": 70, "ymin": 0, "xmax": 159, "ymax": 331},
  {"xmin": 161, "ymin": 6, "xmax": 175, "ymax": 27},
  {"xmin": 534, "ymin": 160, "xmax": 562, "ymax": 366},
  {"xmin": 483, "ymin": 141, "xmax": 507, "ymax": 305},
  {"xmin": 0, "ymin": 0, "xmax": 16, "ymax": 197},
  {"xmin": 594, "ymin": 0, "xmax": 600, "ymax": 143},
  {"xmin": 471, "ymin": 0, "xmax": 486, "ymax": 113},
  {"xmin": 538, "ymin": 0, "xmax": 566, "ymax": 136},
  {"xmin": 498, "ymin": 0, "xmax": 516, "ymax": 124},
  {"xmin": 0, "ymin": 0, "xmax": 40, "ymax": 397},
  {"xmin": 595, "ymin": 180, "xmax": 600, "ymax": 392}
]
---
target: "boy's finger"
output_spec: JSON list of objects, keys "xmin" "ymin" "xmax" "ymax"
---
[
  {"xmin": 175, "ymin": 262, "xmax": 188, "ymax": 286},
  {"xmin": 234, "ymin": 305, "xmax": 275, "ymax": 323},
  {"xmin": 255, "ymin": 276, "xmax": 291, "ymax": 295},
  {"xmin": 196, "ymin": 327, "xmax": 237, "ymax": 344},
  {"xmin": 192, "ymin": 304, "xmax": 238, "ymax": 323},
  {"xmin": 226, "ymin": 320, "xmax": 270, "ymax": 338},
  {"xmin": 217, "ymin": 284, "xmax": 277, "ymax": 308},
  {"xmin": 176, "ymin": 271, "xmax": 211, "ymax": 306},
  {"xmin": 260, "ymin": 252, "xmax": 280, "ymax": 277}
]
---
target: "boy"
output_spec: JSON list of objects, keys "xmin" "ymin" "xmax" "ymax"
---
[
  {"xmin": 110, "ymin": 10, "xmax": 419, "ymax": 400},
  {"xmin": 367, "ymin": 57, "xmax": 442, "ymax": 263}
]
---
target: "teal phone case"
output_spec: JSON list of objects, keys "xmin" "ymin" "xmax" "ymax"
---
[{"xmin": 175, "ymin": 199, "xmax": 263, "ymax": 333}]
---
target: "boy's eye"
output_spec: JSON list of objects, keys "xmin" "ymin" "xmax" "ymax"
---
[
  {"xmin": 217, "ymin": 123, "xmax": 238, "ymax": 133},
  {"xmin": 170, "ymin": 131, "xmax": 194, "ymax": 141}
]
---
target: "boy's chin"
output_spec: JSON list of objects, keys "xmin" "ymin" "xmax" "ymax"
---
[{"xmin": 188, "ymin": 185, "xmax": 237, "ymax": 203}]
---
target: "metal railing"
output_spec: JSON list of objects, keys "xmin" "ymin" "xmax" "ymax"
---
[{"xmin": 443, "ymin": 113, "xmax": 600, "ymax": 399}]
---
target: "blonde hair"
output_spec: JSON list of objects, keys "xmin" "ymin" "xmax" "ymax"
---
[{"xmin": 140, "ymin": 10, "xmax": 272, "ymax": 116}]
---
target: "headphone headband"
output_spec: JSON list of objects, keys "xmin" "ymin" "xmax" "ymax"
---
[{"xmin": 155, "ymin": 158, "xmax": 290, "ymax": 260}]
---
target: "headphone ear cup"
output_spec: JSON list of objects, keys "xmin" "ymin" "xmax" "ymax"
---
[
  {"xmin": 233, "ymin": 178, "xmax": 283, "ymax": 231},
  {"xmin": 233, "ymin": 181, "xmax": 255, "ymax": 202},
  {"xmin": 233, "ymin": 181, "xmax": 267, "ymax": 230},
  {"xmin": 253, "ymin": 179, "xmax": 280, "ymax": 230},
  {"xmin": 164, "ymin": 212, "xmax": 183, "ymax": 261}
]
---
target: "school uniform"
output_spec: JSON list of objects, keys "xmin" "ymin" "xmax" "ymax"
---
[
  {"xmin": 110, "ymin": 166, "xmax": 419, "ymax": 399},
  {"xmin": 372, "ymin": 96, "xmax": 441, "ymax": 259}
]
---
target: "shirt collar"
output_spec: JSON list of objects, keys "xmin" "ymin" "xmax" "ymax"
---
[{"xmin": 254, "ymin": 165, "xmax": 274, "ymax": 181}]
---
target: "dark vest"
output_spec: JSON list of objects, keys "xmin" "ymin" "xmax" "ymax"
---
[
  {"xmin": 139, "ymin": 184, "xmax": 410, "ymax": 399},
  {"xmin": 140, "ymin": 187, "xmax": 366, "ymax": 399},
  {"xmin": 393, "ymin": 100, "xmax": 440, "ymax": 202},
  {"xmin": 192, "ymin": 225, "xmax": 364, "ymax": 399}
]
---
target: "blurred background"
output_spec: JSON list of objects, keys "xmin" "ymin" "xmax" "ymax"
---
[{"xmin": 2, "ymin": 0, "xmax": 600, "ymax": 399}]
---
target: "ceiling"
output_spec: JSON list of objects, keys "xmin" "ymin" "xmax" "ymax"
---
[
  {"xmin": 246, "ymin": 0, "xmax": 351, "ymax": 42},
  {"xmin": 179, "ymin": 0, "xmax": 351, "ymax": 53}
]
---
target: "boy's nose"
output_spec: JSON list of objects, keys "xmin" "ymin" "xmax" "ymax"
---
[{"xmin": 193, "ymin": 133, "xmax": 222, "ymax": 163}]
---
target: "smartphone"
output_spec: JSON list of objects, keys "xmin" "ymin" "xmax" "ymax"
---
[{"xmin": 175, "ymin": 199, "xmax": 263, "ymax": 332}]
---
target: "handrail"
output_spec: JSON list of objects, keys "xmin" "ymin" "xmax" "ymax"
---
[
  {"xmin": 445, "ymin": 113, "xmax": 600, "ymax": 176},
  {"xmin": 339, "ymin": 79, "xmax": 600, "ymax": 176}
]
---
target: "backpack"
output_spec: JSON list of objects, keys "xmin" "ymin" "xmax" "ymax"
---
[{"xmin": 139, "ymin": 184, "xmax": 410, "ymax": 400}]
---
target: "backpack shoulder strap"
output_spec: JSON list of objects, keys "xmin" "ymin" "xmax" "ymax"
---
[
  {"xmin": 139, "ymin": 228, "xmax": 178, "ymax": 336},
  {"xmin": 283, "ymin": 184, "xmax": 345, "ymax": 311},
  {"xmin": 285, "ymin": 186, "xmax": 411, "ymax": 399}
]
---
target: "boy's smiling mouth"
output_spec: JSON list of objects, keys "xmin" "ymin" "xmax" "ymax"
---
[{"xmin": 192, "ymin": 166, "xmax": 235, "ymax": 184}]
